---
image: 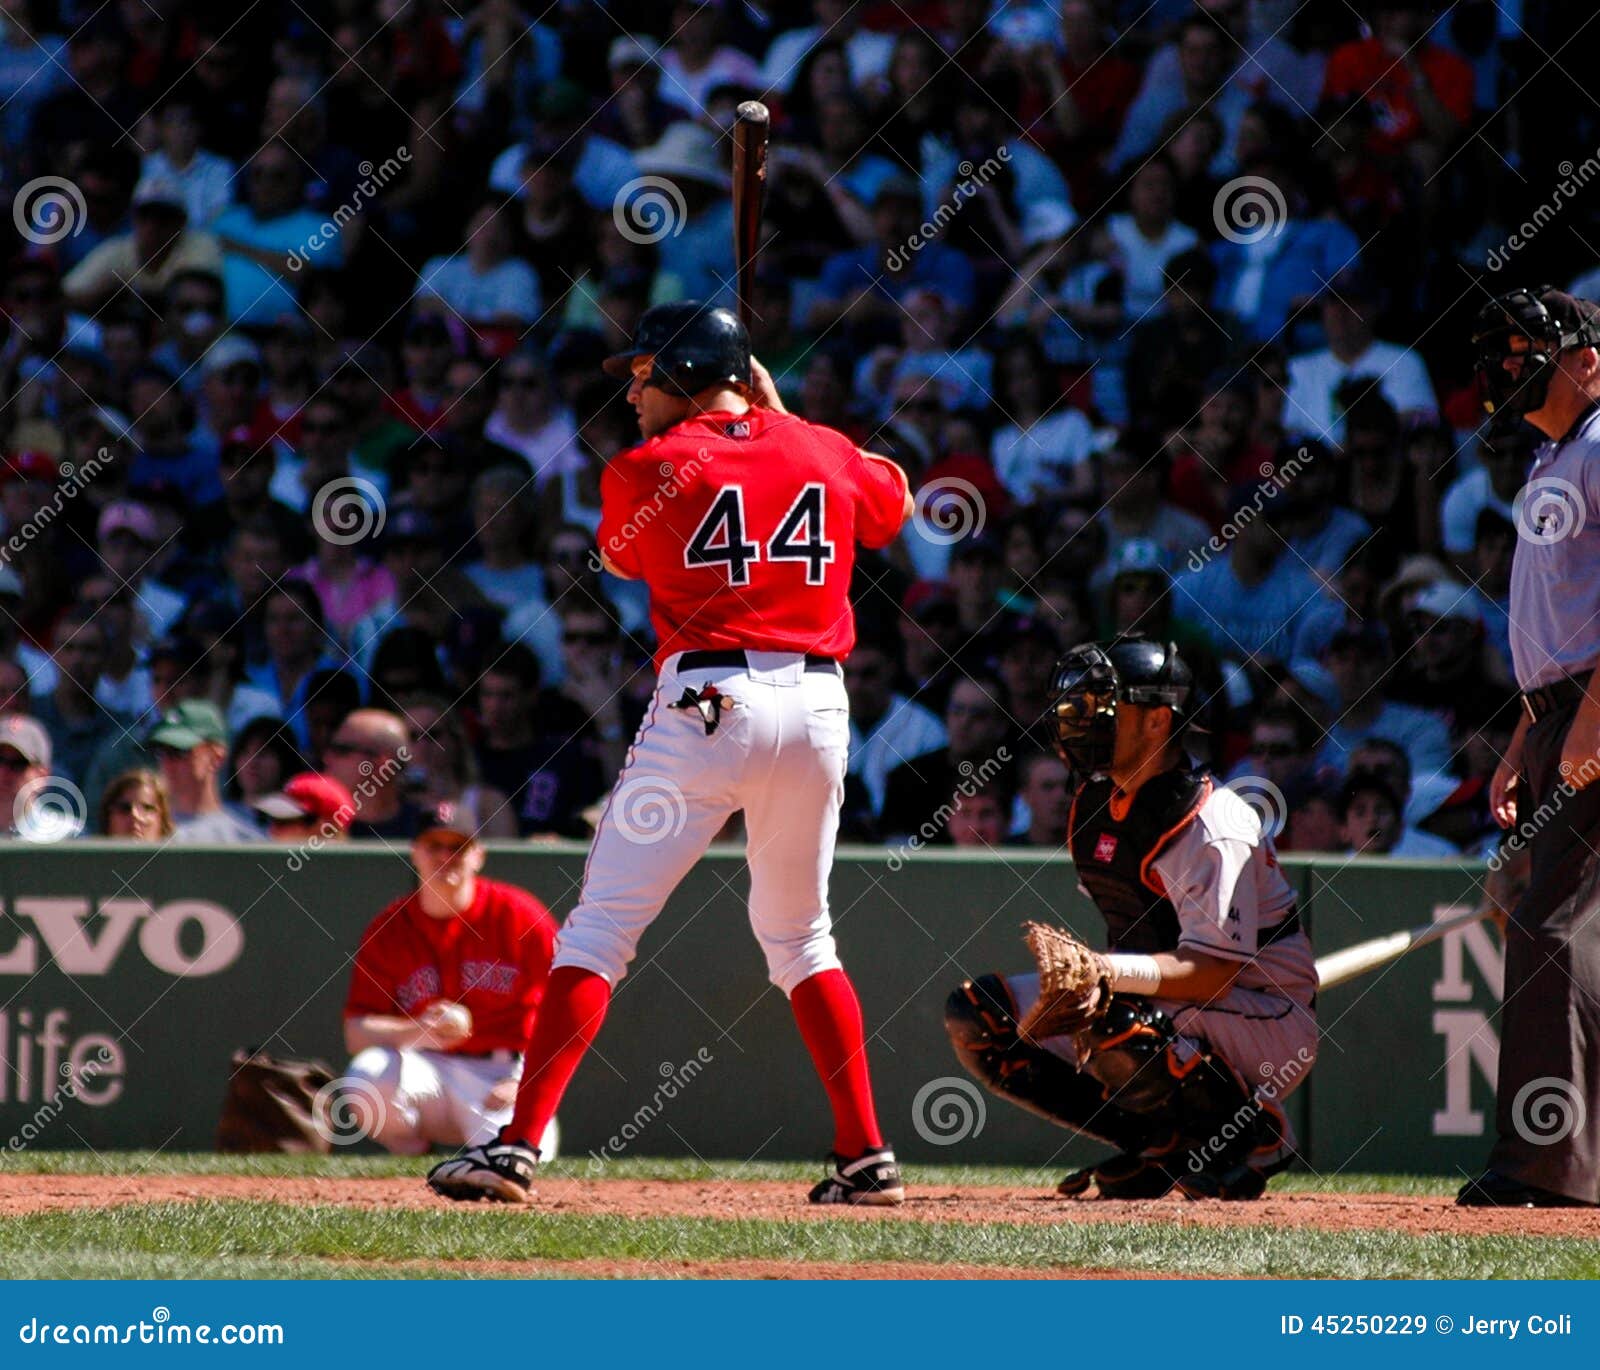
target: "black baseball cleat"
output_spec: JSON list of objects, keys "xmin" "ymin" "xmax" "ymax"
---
[
  {"xmin": 808, "ymin": 1146, "xmax": 905, "ymax": 1206},
  {"xmin": 1456, "ymin": 1171, "xmax": 1596, "ymax": 1208},
  {"xmin": 427, "ymin": 1136, "xmax": 539, "ymax": 1204},
  {"xmin": 1059, "ymin": 1152, "xmax": 1177, "ymax": 1200}
]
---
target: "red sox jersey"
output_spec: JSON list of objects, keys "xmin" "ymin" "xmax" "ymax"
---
[
  {"xmin": 343, "ymin": 878, "xmax": 557, "ymax": 1054},
  {"xmin": 598, "ymin": 408, "xmax": 909, "ymax": 667}
]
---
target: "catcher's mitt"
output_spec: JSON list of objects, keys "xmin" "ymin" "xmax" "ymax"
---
[{"xmin": 1017, "ymin": 921, "xmax": 1109, "ymax": 1040}]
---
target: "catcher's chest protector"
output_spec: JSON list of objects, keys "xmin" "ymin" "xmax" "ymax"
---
[{"xmin": 1067, "ymin": 768, "xmax": 1210, "ymax": 954}]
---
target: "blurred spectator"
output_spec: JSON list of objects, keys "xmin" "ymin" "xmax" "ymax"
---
[
  {"xmin": 252, "ymin": 771, "xmax": 355, "ymax": 843},
  {"xmin": 988, "ymin": 333, "xmax": 1097, "ymax": 506},
  {"xmin": 881, "ymin": 673, "xmax": 1014, "ymax": 842},
  {"xmin": 845, "ymin": 640, "xmax": 946, "ymax": 819},
  {"xmin": 473, "ymin": 643, "xmax": 602, "ymax": 838},
  {"xmin": 1111, "ymin": 16, "xmax": 1249, "ymax": 172},
  {"xmin": 1338, "ymin": 771, "xmax": 1405, "ymax": 857},
  {"xmin": 270, "ymin": 393, "xmax": 388, "ymax": 514},
  {"xmin": 246, "ymin": 581, "xmax": 349, "ymax": 746},
  {"xmin": 325, "ymin": 708, "xmax": 422, "ymax": 841},
  {"xmin": 98, "ymin": 768, "xmax": 174, "ymax": 840},
  {"xmin": 63, "ymin": 175, "xmax": 221, "ymax": 312},
  {"xmin": 141, "ymin": 93, "xmax": 234, "ymax": 227},
  {"xmin": 464, "ymin": 465, "xmax": 542, "ymax": 615},
  {"xmin": 212, "ymin": 141, "xmax": 342, "ymax": 325},
  {"xmin": 1441, "ymin": 421, "xmax": 1534, "ymax": 567},
  {"xmin": 1097, "ymin": 430, "xmax": 1209, "ymax": 569},
  {"xmin": 947, "ymin": 779, "xmax": 1012, "ymax": 850},
  {"xmin": 487, "ymin": 348, "xmax": 581, "ymax": 490},
  {"xmin": 397, "ymin": 692, "xmax": 516, "ymax": 841},
  {"xmin": 29, "ymin": 607, "xmax": 131, "ymax": 787},
  {"xmin": 152, "ymin": 701, "xmax": 262, "ymax": 843},
  {"xmin": 224, "ymin": 717, "xmax": 306, "ymax": 810},
  {"xmin": 657, "ymin": 0, "xmax": 760, "ymax": 116},
  {"xmin": 1011, "ymin": 751, "xmax": 1072, "ymax": 849},
  {"xmin": 96, "ymin": 500, "xmax": 187, "ymax": 642},
  {"xmin": 0, "ymin": 714, "xmax": 52, "ymax": 837},
  {"xmin": 415, "ymin": 198, "xmax": 541, "ymax": 326},
  {"xmin": 1283, "ymin": 269, "xmax": 1439, "ymax": 443},
  {"xmin": 1312, "ymin": 626, "xmax": 1452, "ymax": 784}
]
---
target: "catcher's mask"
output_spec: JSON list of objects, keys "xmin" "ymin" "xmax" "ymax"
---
[
  {"xmin": 1050, "ymin": 637, "xmax": 1192, "ymax": 776},
  {"xmin": 1472, "ymin": 285, "xmax": 1600, "ymax": 417}
]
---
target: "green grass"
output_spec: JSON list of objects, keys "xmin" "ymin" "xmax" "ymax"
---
[
  {"xmin": 0, "ymin": 1153, "xmax": 1553, "ymax": 1279},
  {"xmin": 0, "ymin": 1151, "xmax": 1461, "ymax": 1196},
  {"xmin": 0, "ymin": 1200, "xmax": 1594, "ymax": 1280}
]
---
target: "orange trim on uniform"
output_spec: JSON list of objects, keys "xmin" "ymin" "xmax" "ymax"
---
[
  {"xmin": 1139, "ymin": 776, "xmax": 1213, "ymax": 897},
  {"xmin": 1066, "ymin": 788, "xmax": 1082, "ymax": 847},
  {"xmin": 1166, "ymin": 1047, "xmax": 1204, "ymax": 1079},
  {"xmin": 1095, "ymin": 1022, "xmax": 1161, "ymax": 1052},
  {"xmin": 1109, "ymin": 788, "xmax": 1133, "ymax": 822}
]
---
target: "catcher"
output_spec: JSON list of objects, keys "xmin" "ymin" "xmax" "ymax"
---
[{"xmin": 944, "ymin": 637, "xmax": 1317, "ymax": 1200}]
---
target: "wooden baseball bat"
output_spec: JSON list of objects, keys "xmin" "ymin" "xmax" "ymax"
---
[
  {"xmin": 731, "ymin": 100, "xmax": 771, "ymax": 332},
  {"xmin": 1314, "ymin": 902, "xmax": 1496, "ymax": 990}
]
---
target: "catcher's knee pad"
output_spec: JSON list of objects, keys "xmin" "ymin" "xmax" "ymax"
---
[
  {"xmin": 945, "ymin": 977, "xmax": 1151, "ymax": 1152},
  {"xmin": 944, "ymin": 974, "xmax": 1019, "ymax": 1062}
]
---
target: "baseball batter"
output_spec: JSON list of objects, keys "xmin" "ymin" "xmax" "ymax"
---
[
  {"xmin": 428, "ymin": 301, "xmax": 913, "ymax": 1205},
  {"xmin": 344, "ymin": 825, "xmax": 560, "ymax": 1158},
  {"xmin": 944, "ymin": 638, "xmax": 1317, "ymax": 1200}
]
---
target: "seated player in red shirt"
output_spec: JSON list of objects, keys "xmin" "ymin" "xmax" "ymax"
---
[{"xmin": 341, "ymin": 824, "xmax": 559, "ymax": 1157}]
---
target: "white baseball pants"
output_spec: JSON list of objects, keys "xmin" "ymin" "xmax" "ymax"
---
[
  {"xmin": 344, "ymin": 1046, "xmax": 560, "ymax": 1157},
  {"xmin": 553, "ymin": 651, "xmax": 849, "ymax": 995}
]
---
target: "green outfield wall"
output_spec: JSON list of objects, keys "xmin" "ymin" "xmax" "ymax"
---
[{"xmin": 0, "ymin": 843, "xmax": 1498, "ymax": 1174}]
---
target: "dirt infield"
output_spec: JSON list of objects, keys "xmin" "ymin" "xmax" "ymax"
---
[{"xmin": 2, "ymin": 1173, "xmax": 1596, "ymax": 1240}]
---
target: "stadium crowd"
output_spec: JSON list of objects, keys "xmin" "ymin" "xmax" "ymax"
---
[{"xmin": 0, "ymin": 0, "xmax": 1580, "ymax": 860}]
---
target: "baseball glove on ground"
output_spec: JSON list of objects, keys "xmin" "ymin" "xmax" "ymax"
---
[{"xmin": 1017, "ymin": 921, "xmax": 1109, "ymax": 1041}]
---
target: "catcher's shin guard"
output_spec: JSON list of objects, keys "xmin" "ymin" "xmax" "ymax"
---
[
  {"xmin": 943, "ymin": 976, "xmax": 1152, "ymax": 1152},
  {"xmin": 1078, "ymin": 996, "xmax": 1285, "ymax": 1195}
]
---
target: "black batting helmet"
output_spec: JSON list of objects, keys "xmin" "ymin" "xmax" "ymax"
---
[
  {"xmin": 1050, "ymin": 636, "xmax": 1193, "ymax": 775},
  {"xmin": 602, "ymin": 300, "xmax": 751, "ymax": 398}
]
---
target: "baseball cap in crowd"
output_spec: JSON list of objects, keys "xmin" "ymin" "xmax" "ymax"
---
[
  {"xmin": 1020, "ymin": 200, "xmax": 1078, "ymax": 251},
  {"xmin": 131, "ymin": 175, "xmax": 186, "ymax": 214},
  {"xmin": 97, "ymin": 500, "xmax": 159, "ymax": 545},
  {"xmin": 1108, "ymin": 538, "xmax": 1170, "ymax": 585},
  {"xmin": 252, "ymin": 772, "xmax": 356, "ymax": 830},
  {"xmin": 202, "ymin": 334, "xmax": 262, "ymax": 377},
  {"xmin": 1408, "ymin": 581, "xmax": 1485, "ymax": 627},
  {"xmin": 148, "ymin": 633, "xmax": 204, "ymax": 672},
  {"xmin": 608, "ymin": 34, "xmax": 661, "ymax": 69},
  {"xmin": 149, "ymin": 699, "xmax": 228, "ymax": 751},
  {"xmin": 0, "ymin": 714, "xmax": 50, "ymax": 769},
  {"xmin": 634, "ymin": 122, "xmax": 731, "ymax": 189},
  {"xmin": 1, "ymin": 450, "xmax": 59, "ymax": 484}
]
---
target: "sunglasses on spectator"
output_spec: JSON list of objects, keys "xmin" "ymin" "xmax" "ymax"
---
[{"xmin": 563, "ymin": 629, "xmax": 611, "ymax": 646}]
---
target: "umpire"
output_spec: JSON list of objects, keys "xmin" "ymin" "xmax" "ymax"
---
[{"xmin": 1465, "ymin": 286, "xmax": 1600, "ymax": 1207}]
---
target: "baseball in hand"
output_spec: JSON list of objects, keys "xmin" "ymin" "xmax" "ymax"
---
[{"xmin": 421, "ymin": 1001, "xmax": 472, "ymax": 1044}]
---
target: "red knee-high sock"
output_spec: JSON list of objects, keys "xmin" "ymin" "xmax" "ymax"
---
[
  {"xmin": 789, "ymin": 968, "xmax": 884, "ymax": 1157},
  {"xmin": 505, "ymin": 966, "xmax": 612, "ymax": 1149}
]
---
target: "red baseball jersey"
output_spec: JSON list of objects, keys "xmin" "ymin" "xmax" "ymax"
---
[
  {"xmin": 343, "ymin": 878, "xmax": 557, "ymax": 1055},
  {"xmin": 598, "ymin": 408, "xmax": 908, "ymax": 666}
]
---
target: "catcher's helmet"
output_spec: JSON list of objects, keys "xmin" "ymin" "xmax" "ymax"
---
[
  {"xmin": 602, "ymin": 300, "xmax": 751, "ymax": 397},
  {"xmin": 1050, "ymin": 636, "xmax": 1192, "ymax": 775},
  {"xmin": 1472, "ymin": 285, "xmax": 1600, "ymax": 417}
]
